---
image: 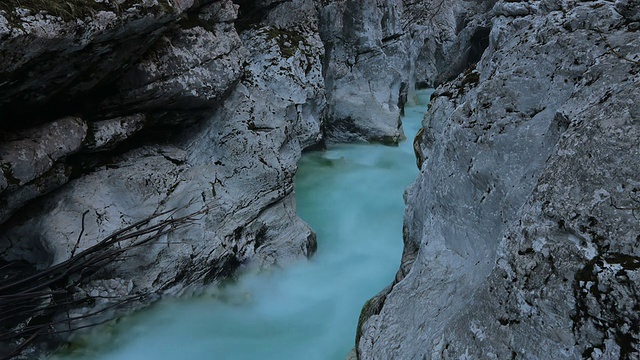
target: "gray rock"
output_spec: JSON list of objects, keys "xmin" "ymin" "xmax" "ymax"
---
[
  {"xmin": 616, "ymin": 0, "xmax": 640, "ymax": 21},
  {"xmin": 0, "ymin": 1, "xmax": 249, "ymax": 230},
  {"xmin": 263, "ymin": 0, "xmax": 319, "ymax": 28},
  {"xmin": 0, "ymin": 0, "xmax": 325, "ymax": 346},
  {"xmin": 409, "ymin": 0, "xmax": 496, "ymax": 87},
  {"xmin": 0, "ymin": 113, "xmax": 149, "ymax": 224},
  {"xmin": 0, "ymin": 163, "xmax": 72, "ymax": 225},
  {"xmin": 319, "ymin": 0, "xmax": 409, "ymax": 144},
  {"xmin": 0, "ymin": 0, "xmax": 195, "ymax": 125},
  {"xmin": 0, "ymin": 117, "xmax": 86, "ymax": 189},
  {"xmin": 102, "ymin": 0, "xmax": 247, "ymax": 117},
  {"xmin": 358, "ymin": 0, "xmax": 640, "ymax": 358},
  {"xmin": 0, "ymin": 0, "xmax": 254, "ymax": 225},
  {"xmin": 85, "ymin": 114, "xmax": 146, "ymax": 151},
  {"xmin": 494, "ymin": 1, "xmax": 531, "ymax": 17}
]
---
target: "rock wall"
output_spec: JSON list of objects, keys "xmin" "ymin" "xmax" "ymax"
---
[
  {"xmin": 8, "ymin": 0, "xmax": 635, "ymax": 358},
  {"xmin": 358, "ymin": 0, "xmax": 640, "ymax": 358},
  {"xmin": 1, "ymin": 0, "xmax": 449, "ymax": 354},
  {"xmin": 408, "ymin": 0, "xmax": 496, "ymax": 87},
  {"xmin": 0, "ymin": 0, "xmax": 324, "ymax": 356},
  {"xmin": 0, "ymin": 0, "xmax": 248, "ymax": 225},
  {"xmin": 99, "ymin": 0, "xmax": 247, "ymax": 119},
  {"xmin": 319, "ymin": 0, "xmax": 410, "ymax": 144},
  {"xmin": 0, "ymin": 0, "xmax": 196, "ymax": 126},
  {"xmin": 315, "ymin": 0, "xmax": 497, "ymax": 144}
]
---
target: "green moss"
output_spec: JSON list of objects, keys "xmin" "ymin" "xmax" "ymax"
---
[
  {"xmin": 1, "ymin": 0, "xmax": 112, "ymax": 22},
  {"xmin": 355, "ymin": 286, "xmax": 392, "ymax": 354},
  {"xmin": 52, "ymin": 318, "xmax": 121, "ymax": 358},
  {"xmin": 264, "ymin": 27, "xmax": 306, "ymax": 58},
  {"xmin": 0, "ymin": 0, "xmax": 177, "ymax": 23}
]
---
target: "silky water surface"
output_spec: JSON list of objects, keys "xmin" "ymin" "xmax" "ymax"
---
[{"xmin": 53, "ymin": 89, "xmax": 433, "ymax": 360}]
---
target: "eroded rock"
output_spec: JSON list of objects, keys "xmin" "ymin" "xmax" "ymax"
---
[
  {"xmin": 358, "ymin": 0, "xmax": 640, "ymax": 358},
  {"xmin": 0, "ymin": 0, "xmax": 194, "ymax": 126},
  {"xmin": 85, "ymin": 114, "xmax": 146, "ymax": 151},
  {"xmin": 319, "ymin": 0, "xmax": 409, "ymax": 144},
  {"xmin": 0, "ymin": 1, "xmax": 325, "ymax": 354},
  {"xmin": 101, "ymin": 0, "xmax": 247, "ymax": 118},
  {"xmin": 0, "ymin": 117, "xmax": 86, "ymax": 190},
  {"xmin": 410, "ymin": 0, "xmax": 496, "ymax": 87}
]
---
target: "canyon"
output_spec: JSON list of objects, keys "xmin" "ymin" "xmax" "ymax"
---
[{"xmin": 0, "ymin": 0, "xmax": 638, "ymax": 358}]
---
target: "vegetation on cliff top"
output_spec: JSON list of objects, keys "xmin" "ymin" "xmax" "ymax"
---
[{"xmin": 0, "ymin": 0, "xmax": 175, "ymax": 22}]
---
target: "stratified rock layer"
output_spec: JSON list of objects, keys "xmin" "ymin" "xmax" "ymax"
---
[
  {"xmin": 409, "ymin": 0, "xmax": 496, "ymax": 87},
  {"xmin": 0, "ymin": 0, "xmax": 194, "ymax": 125},
  {"xmin": 100, "ymin": 0, "xmax": 247, "ymax": 118},
  {"xmin": 1, "ymin": 0, "xmax": 324, "ymax": 287},
  {"xmin": 0, "ymin": 0, "xmax": 324, "ymax": 355},
  {"xmin": 0, "ymin": 0, "xmax": 248, "ymax": 225},
  {"xmin": 359, "ymin": 0, "xmax": 640, "ymax": 358}
]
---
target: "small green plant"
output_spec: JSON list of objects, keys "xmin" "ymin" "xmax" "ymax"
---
[{"xmin": 264, "ymin": 26, "xmax": 306, "ymax": 58}]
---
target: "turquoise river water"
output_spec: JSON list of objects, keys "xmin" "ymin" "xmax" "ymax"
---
[{"xmin": 54, "ymin": 89, "xmax": 433, "ymax": 360}]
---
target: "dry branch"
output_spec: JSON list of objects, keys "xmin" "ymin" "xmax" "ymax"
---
[{"xmin": 0, "ymin": 203, "xmax": 208, "ymax": 360}]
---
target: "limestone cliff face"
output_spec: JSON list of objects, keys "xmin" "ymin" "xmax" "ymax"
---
[
  {"xmin": 316, "ymin": 0, "xmax": 497, "ymax": 144},
  {"xmin": 319, "ymin": 0, "xmax": 409, "ymax": 144},
  {"xmin": 0, "ymin": 0, "xmax": 249, "ymax": 225},
  {"xmin": 0, "ymin": 0, "xmax": 195, "ymax": 125},
  {"xmin": 409, "ymin": 0, "xmax": 496, "ymax": 87},
  {"xmin": 6, "ymin": 0, "xmax": 637, "ymax": 358},
  {"xmin": 1, "ymin": 0, "xmax": 323, "ymax": 294},
  {"xmin": 0, "ymin": 0, "xmax": 323, "ymax": 355},
  {"xmin": 358, "ymin": 0, "xmax": 640, "ymax": 358},
  {"xmin": 1, "ymin": 1, "xmax": 437, "ymax": 354}
]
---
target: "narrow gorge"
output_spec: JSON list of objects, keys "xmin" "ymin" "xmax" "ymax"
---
[{"xmin": 0, "ymin": 0, "xmax": 638, "ymax": 359}]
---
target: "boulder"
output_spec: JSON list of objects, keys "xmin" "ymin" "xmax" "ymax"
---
[{"xmin": 0, "ymin": 1, "xmax": 325, "ymax": 354}]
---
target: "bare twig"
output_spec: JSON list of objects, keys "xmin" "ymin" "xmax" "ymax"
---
[
  {"xmin": 594, "ymin": 30, "xmax": 640, "ymax": 66},
  {"xmin": 71, "ymin": 210, "xmax": 90, "ymax": 258},
  {"xmin": 0, "ymin": 203, "xmax": 209, "ymax": 359},
  {"xmin": 610, "ymin": 190, "xmax": 640, "ymax": 220}
]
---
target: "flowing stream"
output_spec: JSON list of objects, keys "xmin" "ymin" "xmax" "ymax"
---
[{"xmin": 54, "ymin": 89, "xmax": 433, "ymax": 360}]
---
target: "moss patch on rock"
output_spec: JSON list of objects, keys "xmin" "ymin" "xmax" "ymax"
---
[
  {"xmin": 264, "ymin": 27, "xmax": 306, "ymax": 58},
  {"xmin": 0, "ymin": 0, "xmax": 177, "ymax": 23}
]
